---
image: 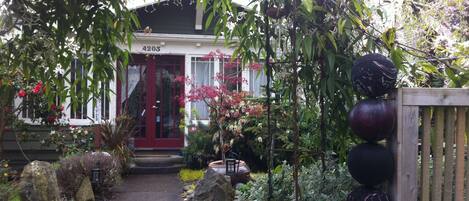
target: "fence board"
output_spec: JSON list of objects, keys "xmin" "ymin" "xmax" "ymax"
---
[
  {"xmin": 432, "ymin": 107, "xmax": 444, "ymax": 201},
  {"xmin": 465, "ymin": 110, "xmax": 469, "ymax": 201},
  {"xmin": 443, "ymin": 108, "xmax": 455, "ymax": 201},
  {"xmin": 392, "ymin": 88, "xmax": 469, "ymax": 201},
  {"xmin": 391, "ymin": 88, "xmax": 419, "ymax": 201},
  {"xmin": 421, "ymin": 107, "xmax": 432, "ymax": 201},
  {"xmin": 402, "ymin": 88, "xmax": 469, "ymax": 106},
  {"xmin": 455, "ymin": 107, "xmax": 466, "ymax": 201}
]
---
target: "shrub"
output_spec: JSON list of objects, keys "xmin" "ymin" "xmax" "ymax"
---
[
  {"xmin": 41, "ymin": 127, "xmax": 94, "ymax": 157},
  {"xmin": 96, "ymin": 114, "xmax": 136, "ymax": 169},
  {"xmin": 182, "ymin": 124, "xmax": 216, "ymax": 169},
  {"xmin": 179, "ymin": 169, "xmax": 205, "ymax": 183},
  {"xmin": 0, "ymin": 160, "xmax": 19, "ymax": 201},
  {"xmin": 55, "ymin": 152, "xmax": 122, "ymax": 199},
  {"xmin": 238, "ymin": 161, "xmax": 356, "ymax": 201}
]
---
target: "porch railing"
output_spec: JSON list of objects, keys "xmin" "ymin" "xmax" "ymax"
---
[{"xmin": 390, "ymin": 88, "xmax": 469, "ymax": 201}]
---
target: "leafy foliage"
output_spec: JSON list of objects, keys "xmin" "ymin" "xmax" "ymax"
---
[
  {"xmin": 96, "ymin": 114, "xmax": 136, "ymax": 168},
  {"xmin": 0, "ymin": 0, "xmax": 139, "ymax": 156},
  {"xmin": 238, "ymin": 161, "xmax": 356, "ymax": 201},
  {"xmin": 182, "ymin": 124, "xmax": 216, "ymax": 169},
  {"xmin": 41, "ymin": 127, "xmax": 94, "ymax": 157},
  {"xmin": 55, "ymin": 152, "xmax": 122, "ymax": 200},
  {"xmin": 179, "ymin": 168, "xmax": 205, "ymax": 183}
]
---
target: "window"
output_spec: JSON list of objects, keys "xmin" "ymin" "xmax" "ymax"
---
[
  {"xmin": 119, "ymin": 61, "xmax": 147, "ymax": 136},
  {"xmin": 220, "ymin": 58, "xmax": 242, "ymax": 92},
  {"xmin": 92, "ymin": 81, "xmax": 110, "ymax": 121},
  {"xmin": 70, "ymin": 59, "xmax": 88, "ymax": 119},
  {"xmin": 249, "ymin": 68, "xmax": 268, "ymax": 97},
  {"xmin": 191, "ymin": 57, "xmax": 215, "ymax": 120}
]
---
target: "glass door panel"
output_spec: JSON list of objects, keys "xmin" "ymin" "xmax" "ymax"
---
[{"xmin": 121, "ymin": 54, "xmax": 147, "ymax": 138}]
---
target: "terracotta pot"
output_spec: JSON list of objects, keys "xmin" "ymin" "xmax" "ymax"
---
[{"xmin": 208, "ymin": 160, "xmax": 251, "ymax": 185}]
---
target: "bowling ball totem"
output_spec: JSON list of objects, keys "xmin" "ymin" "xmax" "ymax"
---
[{"xmin": 346, "ymin": 54, "xmax": 397, "ymax": 201}]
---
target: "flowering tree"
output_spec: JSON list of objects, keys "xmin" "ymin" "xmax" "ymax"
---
[
  {"xmin": 0, "ymin": 0, "xmax": 138, "ymax": 156},
  {"xmin": 181, "ymin": 50, "xmax": 265, "ymax": 162}
]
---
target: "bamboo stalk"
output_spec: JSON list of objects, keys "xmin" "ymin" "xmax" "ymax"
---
[
  {"xmin": 432, "ymin": 108, "xmax": 445, "ymax": 201},
  {"xmin": 455, "ymin": 107, "xmax": 466, "ymax": 201},
  {"xmin": 443, "ymin": 107, "xmax": 455, "ymax": 201},
  {"xmin": 421, "ymin": 107, "xmax": 432, "ymax": 201}
]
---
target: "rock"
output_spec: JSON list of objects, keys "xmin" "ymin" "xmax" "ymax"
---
[
  {"xmin": 19, "ymin": 161, "xmax": 60, "ymax": 201},
  {"xmin": 75, "ymin": 177, "xmax": 95, "ymax": 201},
  {"xmin": 192, "ymin": 169, "xmax": 235, "ymax": 201}
]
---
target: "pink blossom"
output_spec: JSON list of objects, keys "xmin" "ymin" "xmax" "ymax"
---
[
  {"xmin": 32, "ymin": 81, "xmax": 43, "ymax": 94},
  {"xmin": 249, "ymin": 63, "xmax": 263, "ymax": 71},
  {"xmin": 18, "ymin": 89, "xmax": 27, "ymax": 97}
]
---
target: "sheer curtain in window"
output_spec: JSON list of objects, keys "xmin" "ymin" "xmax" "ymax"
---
[
  {"xmin": 249, "ymin": 69, "xmax": 267, "ymax": 97},
  {"xmin": 191, "ymin": 58, "xmax": 214, "ymax": 120}
]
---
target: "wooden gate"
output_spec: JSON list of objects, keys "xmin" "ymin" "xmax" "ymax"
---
[{"xmin": 391, "ymin": 88, "xmax": 469, "ymax": 201}]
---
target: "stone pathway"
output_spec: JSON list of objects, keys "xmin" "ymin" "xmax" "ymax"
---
[{"xmin": 112, "ymin": 174, "xmax": 183, "ymax": 201}]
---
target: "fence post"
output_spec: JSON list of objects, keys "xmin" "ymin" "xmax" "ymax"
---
[{"xmin": 390, "ymin": 88, "xmax": 419, "ymax": 201}]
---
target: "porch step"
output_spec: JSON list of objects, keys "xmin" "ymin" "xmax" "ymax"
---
[
  {"xmin": 129, "ymin": 164, "xmax": 185, "ymax": 174},
  {"xmin": 133, "ymin": 155, "xmax": 183, "ymax": 167},
  {"xmin": 130, "ymin": 151, "xmax": 185, "ymax": 174}
]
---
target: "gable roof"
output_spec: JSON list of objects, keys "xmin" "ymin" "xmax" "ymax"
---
[{"xmin": 126, "ymin": 0, "xmax": 248, "ymax": 10}]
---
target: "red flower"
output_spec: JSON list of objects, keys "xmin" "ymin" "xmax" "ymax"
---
[
  {"xmin": 32, "ymin": 81, "xmax": 43, "ymax": 94},
  {"xmin": 47, "ymin": 115, "xmax": 56, "ymax": 123},
  {"xmin": 18, "ymin": 89, "xmax": 27, "ymax": 97},
  {"xmin": 50, "ymin": 104, "xmax": 57, "ymax": 111},
  {"xmin": 249, "ymin": 63, "xmax": 263, "ymax": 71},
  {"xmin": 59, "ymin": 105, "xmax": 64, "ymax": 112}
]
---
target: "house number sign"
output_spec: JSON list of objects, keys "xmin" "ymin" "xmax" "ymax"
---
[{"xmin": 142, "ymin": 45, "xmax": 161, "ymax": 52}]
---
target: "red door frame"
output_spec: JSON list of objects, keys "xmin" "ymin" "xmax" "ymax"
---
[{"xmin": 118, "ymin": 54, "xmax": 185, "ymax": 149}]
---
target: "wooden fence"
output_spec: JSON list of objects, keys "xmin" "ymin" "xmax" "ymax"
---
[{"xmin": 391, "ymin": 88, "xmax": 469, "ymax": 201}]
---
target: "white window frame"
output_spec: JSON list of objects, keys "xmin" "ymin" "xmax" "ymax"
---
[{"xmin": 15, "ymin": 60, "xmax": 117, "ymax": 126}]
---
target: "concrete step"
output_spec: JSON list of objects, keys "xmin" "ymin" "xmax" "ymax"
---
[
  {"xmin": 133, "ymin": 155, "xmax": 184, "ymax": 167},
  {"xmin": 134, "ymin": 150, "xmax": 182, "ymax": 156},
  {"xmin": 129, "ymin": 164, "xmax": 185, "ymax": 174}
]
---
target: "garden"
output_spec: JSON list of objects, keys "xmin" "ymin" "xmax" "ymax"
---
[{"xmin": 0, "ymin": 0, "xmax": 468, "ymax": 201}]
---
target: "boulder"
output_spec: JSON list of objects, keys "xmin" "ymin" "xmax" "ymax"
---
[
  {"xmin": 192, "ymin": 169, "xmax": 235, "ymax": 201},
  {"xmin": 75, "ymin": 177, "xmax": 95, "ymax": 201},
  {"xmin": 19, "ymin": 161, "xmax": 60, "ymax": 201}
]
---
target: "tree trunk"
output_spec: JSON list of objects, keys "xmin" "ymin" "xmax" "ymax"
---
[{"xmin": 289, "ymin": 5, "xmax": 300, "ymax": 200}]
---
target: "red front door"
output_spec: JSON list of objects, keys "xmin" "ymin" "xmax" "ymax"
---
[{"xmin": 120, "ymin": 54, "xmax": 185, "ymax": 149}]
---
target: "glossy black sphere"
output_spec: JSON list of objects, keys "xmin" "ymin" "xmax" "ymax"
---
[
  {"xmin": 352, "ymin": 54, "xmax": 397, "ymax": 97},
  {"xmin": 347, "ymin": 143, "xmax": 394, "ymax": 186},
  {"xmin": 348, "ymin": 99, "xmax": 396, "ymax": 142}
]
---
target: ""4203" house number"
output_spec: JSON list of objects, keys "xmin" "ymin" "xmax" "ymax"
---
[{"xmin": 142, "ymin": 45, "xmax": 161, "ymax": 52}]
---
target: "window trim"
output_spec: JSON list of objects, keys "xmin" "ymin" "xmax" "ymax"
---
[{"xmin": 15, "ymin": 59, "xmax": 117, "ymax": 126}]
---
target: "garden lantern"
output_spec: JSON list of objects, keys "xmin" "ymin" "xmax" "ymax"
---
[
  {"xmin": 225, "ymin": 158, "xmax": 239, "ymax": 176},
  {"xmin": 91, "ymin": 162, "xmax": 102, "ymax": 190}
]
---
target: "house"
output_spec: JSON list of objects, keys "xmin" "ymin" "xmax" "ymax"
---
[{"xmin": 4, "ymin": 0, "xmax": 266, "ymax": 165}]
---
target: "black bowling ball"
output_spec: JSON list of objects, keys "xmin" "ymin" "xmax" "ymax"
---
[
  {"xmin": 347, "ymin": 143, "xmax": 394, "ymax": 186},
  {"xmin": 352, "ymin": 54, "xmax": 398, "ymax": 97}
]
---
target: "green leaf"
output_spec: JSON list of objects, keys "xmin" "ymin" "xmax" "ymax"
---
[
  {"xmin": 303, "ymin": 0, "xmax": 313, "ymax": 13},
  {"xmin": 326, "ymin": 32, "xmax": 337, "ymax": 51},
  {"xmin": 303, "ymin": 35, "xmax": 313, "ymax": 59},
  {"xmin": 390, "ymin": 48, "xmax": 404, "ymax": 71},
  {"xmin": 420, "ymin": 62, "xmax": 438, "ymax": 74},
  {"xmin": 338, "ymin": 18, "xmax": 346, "ymax": 35},
  {"xmin": 205, "ymin": 12, "xmax": 214, "ymax": 30}
]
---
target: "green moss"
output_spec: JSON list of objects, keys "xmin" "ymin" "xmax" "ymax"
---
[{"xmin": 179, "ymin": 169, "xmax": 205, "ymax": 183}]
